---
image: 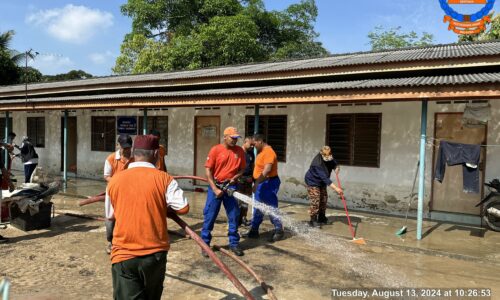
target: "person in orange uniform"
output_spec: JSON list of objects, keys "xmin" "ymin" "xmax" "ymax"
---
[
  {"xmin": 105, "ymin": 135, "xmax": 188, "ymax": 300},
  {"xmin": 201, "ymin": 127, "xmax": 246, "ymax": 256},
  {"xmin": 150, "ymin": 129, "xmax": 167, "ymax": 172},
  {"xmin": 103, "ymin": 134, "xmax": 133, "ymax": 254},
  {"xmin": 243, "ymin": 134, "xmax": 284, "ymax": 242}
]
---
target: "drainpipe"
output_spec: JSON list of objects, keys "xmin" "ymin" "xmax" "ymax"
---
[
  {"xmin": 63, "ymin": 110, "xmax": 68, "ymax": 189},
  {"xmin": 253, "ymin": 105, "xmax": 259, "ymax": 157},
  {"xmin": 417, "ymin": 100, "xmax": 428, "ymax": 240},
  {"xmin": 4, "ymin": 111, "xmax": 9, "ymax": 165},
  {"xmin": 143, "ymin": 108, "xmax": 148, "ymax": 135}
]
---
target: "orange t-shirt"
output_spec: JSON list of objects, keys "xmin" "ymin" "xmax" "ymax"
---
[
  {"xmin": 253, "ymin": 145, "xmax": 278, "ymax": 179},
  {"xmin": 205, "ymin": 144, "xmax": 246, "ymax": 182},
  {"xmin": 108, "ymin": 166, "xmax": 174, "ymax": 264},
  {"xmin": 155, "ymin": 145, "xmax": 167, "ymax": 171}
]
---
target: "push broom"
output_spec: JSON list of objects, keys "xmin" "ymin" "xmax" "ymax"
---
[
  {"xmin": 395, "ymin": 161, "xmax": 419, "ymax": 236},
  {"xmin": 335, "ymin": 173, "xmax": 366, "ymax": 245}
]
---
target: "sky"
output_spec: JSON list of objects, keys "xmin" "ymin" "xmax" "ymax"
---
[{"xmin": 1, "ymin": 0, "xmax": 498, "ymax": 76}]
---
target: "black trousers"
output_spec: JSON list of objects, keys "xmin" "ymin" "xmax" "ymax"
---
[{"xmin": 112, "ymin": 251, "xmax": 167, "ymax": 300}]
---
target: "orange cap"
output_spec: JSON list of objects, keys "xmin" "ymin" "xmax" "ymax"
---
[{"xmin": 223, "ymin": 127, "xmax": 241, "ymax": 138}]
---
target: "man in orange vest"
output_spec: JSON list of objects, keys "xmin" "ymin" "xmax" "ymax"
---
[
  {"xmin": 105, "ymin": 134, "xmax": 188, "ymax": 300},
  {"xmin": 150, "ymin": 129, "xmax": 167, "ymax": 172},
  {"xmin": 202, "ymin": 127, "xmax": 246, "ymax": 256},
  {"xmin": 103, "ymin": 134, "xmax": 133, "ymax": 254}
]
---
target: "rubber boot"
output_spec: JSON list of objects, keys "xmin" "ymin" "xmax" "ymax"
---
[
  {"xmin": 318, "ymin": 212, "xmax": 329, "ymax": 224},
  {"xmin": 308, "ymin": 215, "xmax": 321, "ymax": 228}
]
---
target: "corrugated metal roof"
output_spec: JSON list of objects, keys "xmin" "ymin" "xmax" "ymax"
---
[
  {"xmin": 3, "ymin": 72, "xmax": 498, "ymax": 104},
  {"xmin": 1, "ymin": 40, "xmax": 499, "ymax": 94}
]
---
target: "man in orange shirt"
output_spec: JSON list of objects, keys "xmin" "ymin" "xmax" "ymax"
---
[
  {"xmin": 243, "ymin": 134, "xmax": 284, "ymax": 242},
  {"xmin": 105, "ymin": 135, "xmax": 188, "ymax": 300},
  {"xmin": 202, "ymin": 127, "xmax": 246, "ymax": 256},
  {"xmin": 150, "ymin": 129, "xmax": 167, "ymax": 172},
  {"xmin": 103, "ymin": 134, "xmax": 133, "ymax": 254}
]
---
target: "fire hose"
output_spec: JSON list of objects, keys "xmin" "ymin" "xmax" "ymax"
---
[
  {"xmin": 77, "ymin": 175, "xmax": 277, "ymax": 299},
  {"xmin": 78, "ymin": 176, "xmax": 208, "ymax": 206},
  {"xmin": 213, "ymin": 245, "xmax": 277, "ymax": 300},
  {"xmin": 166, "ymin": 209, "xmax": 254, "ymax": 300}
]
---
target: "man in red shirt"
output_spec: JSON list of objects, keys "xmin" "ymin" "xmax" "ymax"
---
[
  {"xmin": 105, "ymin": 135, "xmax": 188, "ymax": 299},
  {"xmin": 201, "ymin": 127, "xmax": 246, "ymax": 256}
]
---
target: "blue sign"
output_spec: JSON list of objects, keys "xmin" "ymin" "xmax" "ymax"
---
[{"xmin": 117, "ymin": 116, "xmax": 137, "ymax": 134}]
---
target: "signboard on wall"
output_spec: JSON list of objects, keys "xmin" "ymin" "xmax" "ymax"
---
[{"xmin": 117, "ymin": 116, "xmax": 137, "ymax": 134}]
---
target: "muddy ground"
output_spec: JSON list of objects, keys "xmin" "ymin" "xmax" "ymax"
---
[{"xmin": 1, "ymin": 194, "xmax": 500, "ymax": 300}]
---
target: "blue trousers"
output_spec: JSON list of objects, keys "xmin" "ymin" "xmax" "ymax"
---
[
  {"xmin": 251, "ymin": 177, "xmax": 282, "ymax": 231},
  {"xmin": 24, "ymin": 164, "xmax": 37, "ymax": 183},
  {"xmin": 201, "ymin": 185, "xmax": 240, "ymax": 247}
]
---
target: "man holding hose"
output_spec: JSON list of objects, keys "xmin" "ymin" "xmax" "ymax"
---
[{"xmin": 201, "ymin": 127, "xmax": 246, "ymax": 257}]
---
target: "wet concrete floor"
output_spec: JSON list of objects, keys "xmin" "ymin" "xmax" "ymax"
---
[{"xmin": 1, "ymin": 175, "xmax": 499, "ymax": 299}]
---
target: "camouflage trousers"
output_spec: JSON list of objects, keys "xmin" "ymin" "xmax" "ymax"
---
[{"xmin": 307, "ymin": 186, "xmax": 328, "ymax": 217}]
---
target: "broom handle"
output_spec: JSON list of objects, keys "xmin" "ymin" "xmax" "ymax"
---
[{"xmin": 335, "ymin": 173, "xmax": 356, "ymax": 239}]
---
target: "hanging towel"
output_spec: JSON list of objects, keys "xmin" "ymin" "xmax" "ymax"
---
[
  {"xmin": 462, "ymin": 103, "xmax": 491, "ymax": 128},
  {"xmin": 434, "ymin": 140, "xmax": 481, "ymax": 193}
]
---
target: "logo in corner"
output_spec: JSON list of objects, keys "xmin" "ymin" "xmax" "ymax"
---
[{"xmin": 439, "ymin": 0, "xmax": 495, "ymax": 35}]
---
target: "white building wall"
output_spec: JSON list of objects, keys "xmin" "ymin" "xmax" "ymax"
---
[{"xmin": 5, "ymin": 100, "xmax": 500, "ymax": 217}]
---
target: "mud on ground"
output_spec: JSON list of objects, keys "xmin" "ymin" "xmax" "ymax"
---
[{"xmin": 1, "ymin": 194, "xmax": 500, "ymax": 300}]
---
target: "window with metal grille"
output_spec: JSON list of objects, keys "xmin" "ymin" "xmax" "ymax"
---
[
  {"xmin": 326, "ymin": 113, "xmax": 381, "ymax": 167},
  {"xmin": 138, "ymin": 116, "xmax": 168, "ymax": 153},
  {"xmin": 0, "ymin": 118, "xmax": 13, "ymax": 142},
  {"xmin": 27, "ymin": 117, "xmax": 45, "ymax": 147},
  {"xmin": 245, "ymin": 115, "xmax": 287, "ymax": 162},
  {"xmin": 91, "ymin": 116, "xmax": 116, "ymax": 152}
]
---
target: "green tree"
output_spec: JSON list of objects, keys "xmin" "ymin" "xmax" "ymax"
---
[
  {"xmin": 368, "ymin": 26, "xmax": 434, "ymax": 51},
  {"xmin": 0, "ymin": 30, "xmax": 22, "ymax": 85},
  {"xmin": 458, "ymin": 13, "xmax": 500, "ymax": 42},
  {"xmin": 43, "ymin": 70, "xmax": 93, "ymax": 82},
  {"xmin": 114, "ymin": 0, "xmax": 328, "ymax": 74},
  {"xmin": 19, "ymin": 67, "xmax": 43, "ymax": 84}
]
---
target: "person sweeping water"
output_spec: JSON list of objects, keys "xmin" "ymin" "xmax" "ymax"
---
[{"xmin": 304, "ymin": 146, "xmax": 343, "ymax": 227}]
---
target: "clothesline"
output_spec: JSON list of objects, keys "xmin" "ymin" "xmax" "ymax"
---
[{"xmin": 424, "ymin": 137, "xmax": 500, "ymax": 147}]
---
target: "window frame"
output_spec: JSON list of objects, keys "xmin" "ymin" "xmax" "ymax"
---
[
  {"xmin": 245, "ymin": 115, "xmax": 287, "ymax": 162},
  {"xmin": 27, "ymin": 117, "xmax": 45, "ymax": 148},
  {"xmin": 138, "ymin": 116, "xmax": 168, "ymax": 153},
  {"xmin": 91, "ymin": 116, "xmax": 116, "ymax": 152},
  {"xmin": 326, "ymin": 113, "xmax": 381, "ymax": 168}
]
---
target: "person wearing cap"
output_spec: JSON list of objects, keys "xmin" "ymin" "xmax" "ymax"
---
[
  {"xmin": 149, "ymin": 129, "xmax": 167, "ymax": 172},
  {"xmin": 105, "ymin": 134, "xmax": 189, "ymax": 300},
  {"xmin": 103, "ymin": 134, "xmax": 133, "ymax": 254},
  {"xmin": 243, "ymin": 134, "xmax": 284, "ymax": 242},
  {"xmin": 201, "ymin": 126, "xmax": 246, "ymax": 257}
]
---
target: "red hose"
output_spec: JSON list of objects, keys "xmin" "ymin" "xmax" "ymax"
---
[
  {"xmin": 167, "ymin": 209, "xmax": 254, "ymax": 300},
  {"xmin": 78, "ymin": 176, "xmax": 208, "ymax": 207},
  {"xmin": 335, "ymin": 173, "xmax": 356, "ymax": 239},
  {"xmin": 213, "ymin": 245, "xmax": 277, "ymax": 300},
  {"xmin": 173, "ymin": 175, "xmax": 208, "ymax": 182},
  {"xmin": 78, "ymin": 193, "xmax": 105, "ymax": 206}
]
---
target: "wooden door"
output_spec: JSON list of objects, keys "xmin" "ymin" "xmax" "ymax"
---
[
  {"xmin": 194, "ymin": 116, "xmax": 220, "ymax": 185},
  {"xmin": 431, "ymin": 113, "xmax": 486, "ymax": 215},
  {"xmin": 60, "ymin": 117, "xmax": 77, "ymax": 173}
]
